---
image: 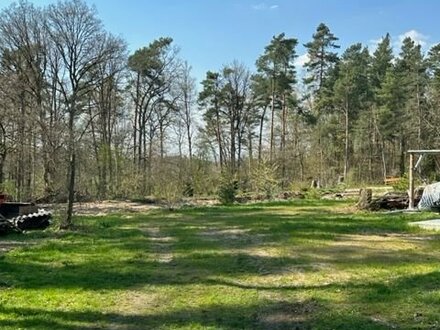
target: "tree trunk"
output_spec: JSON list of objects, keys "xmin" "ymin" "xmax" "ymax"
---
[
  {"xmin": 258, "ymin": 105, "xmax": 267, "ymax": 162},
  {"xmin": 215, "ymin": 106, "xmax": 223, "ymax": 169},
  {"xmin": 343, "ymin": 98, "xmax": 349, "ymax": 181},
  {"xmin": 187, "ymin": 123, "xmax": 192, "ymax": 162},
  {"xmin": 62, "ymin": 108, "xmax": 76, "ymax": 229},
  {"xmin": 230, "ymin": 115, "xmax": 236, "ymax": 173},
  {"xmin": 0, "ymin": 148, "xmax": 5, "ymax": 186},
  {"xmin": 381, "ymin": 140, "xmax": 387, "ymax": 180},
  {"xmin": 270, "ymin": 78, "xmax": 275, "ymax": 162}
]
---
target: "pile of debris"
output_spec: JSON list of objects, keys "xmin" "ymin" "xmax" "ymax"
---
[
  {"xmin": 357, "ymin": 188, "xmax": 423, "ymax": 211},
  {"xmin": 0, "ymin": 199, "xmax": 52, "ymax": 235},
  {"xmin": 0, "ymin": 216, "xmax": 19, "ymax": 235}
]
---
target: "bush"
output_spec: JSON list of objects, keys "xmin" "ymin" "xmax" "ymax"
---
[
  {"xmin": 249, "ymin": 160, "xmax": 279, "ymax": 199},
  {"xmin": 183, "ymin": 181, "xmax": 194, "ymax": 197},
  {"xmin": 393, "ymin": 174, "xmax": 409, "ymax": 192},
  {"xmin": 304, "ymin": 188, "xmax": 322, "ymax": 200},
  {"xmin": 218, "ymin": 175, "xmax": 238, "ymax": 205}
]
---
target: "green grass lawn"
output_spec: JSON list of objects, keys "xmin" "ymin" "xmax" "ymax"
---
[{"xmin": 1, "ymin": 199, "xmax": 440, "ymax": 329}]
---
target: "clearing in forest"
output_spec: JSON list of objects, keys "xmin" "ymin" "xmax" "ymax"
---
[{"xmin": 1, "ymin": 199, "xmax": 440, "ymax": 329}]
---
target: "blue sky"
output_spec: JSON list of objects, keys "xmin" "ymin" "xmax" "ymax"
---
[{"xmin": 1, "ymin": 0, "xmax": 439, "ymax": 82}]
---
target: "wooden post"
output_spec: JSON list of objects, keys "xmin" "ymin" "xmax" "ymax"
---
[{"xmin": 409, "ymin": 153, "xmax": 414, "ymax": 210}]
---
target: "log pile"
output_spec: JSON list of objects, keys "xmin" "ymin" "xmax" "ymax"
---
[{"xmin": 357, "ymin": 188, "xmax": 423, "ymax": 211}]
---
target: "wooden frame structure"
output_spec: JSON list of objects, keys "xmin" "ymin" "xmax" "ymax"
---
[{"xmin": 407, "ymin": 150, "xmax": 440, "ymax": 209}]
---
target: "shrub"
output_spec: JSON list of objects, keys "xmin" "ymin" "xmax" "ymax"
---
[
  {"xmin": 218, "ymin": 174, "xmax": 238, "ymax": 205},
  {"xmin": 393, "ymin": 174, "xmax": 409, "ymax": 192},
  {"xmin": 183, "ymin": 181, "xmax": 194, "ymax": 197},
  {"xmin": 304, "ymin": 188, "xmax": 322, "ymax": 200},
  {"xmin": 249, "ymin": 159, "xmax": 279, "ymax": 199}
]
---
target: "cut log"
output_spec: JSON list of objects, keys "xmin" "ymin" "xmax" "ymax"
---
[
  {"xmin": 357, "ymin": 189, "xmax": 372, "ymax": 210},
  {"xmin": 357, "ymin": 187, "xmax": 423, "ymax": 211},
  {"xmin": 369, "ymin": 192, "xmax": 409, "ymax": 210}
]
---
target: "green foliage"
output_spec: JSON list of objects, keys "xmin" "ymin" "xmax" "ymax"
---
[
  {"xmin": 334, "ymin": 43, "xmax": 371, "ymax": 116},
  {"xmin": 0, "ymin": 180, "xmax": 16, "ymax": 199},
  {"xmin": 249, "ymin": 160, "xmax": 279, "ymax": 199},
  {"xmin": 304, "ymin": 188, "xmax": 322, "ymax": 199},
  {"xmin": 98, "ymin": 221, "xmax": 113, "ymax": 229},
  {"xmin": 393, "ymin": 174, "xmax": 409, "ymax": 192},
  {"xmin": 217, "ymin": 173, "xmax": 238, "ymax": 205},
  {"xmin": 153, "ymin": 165, "xmax": 183, "ymax": 210},
  {"xmin": 371, "ymin": 33, "xmax": 394, "ymax": 90},
  {"xmin": 128, "ymin": 37, "xmax": 173, "ymax": 75},
  {"xmin": 303, "ymin": 22, "xmax": 340, "ymax": 96},
  {"xmin": 256, "ymin": 32, "xmax": 298, "ymax": 89}
]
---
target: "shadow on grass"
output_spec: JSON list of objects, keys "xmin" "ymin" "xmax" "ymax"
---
[
  {"xmin": 1, "ymin": 200, "xmax": 440, "ymax": 289},
  {"xmin": 1, "ymin": 200, "xmax": 440, "ymax": 329},
  {"xmin": 1, "ymin": 228, "xmax": 439, "ymax": 292},
  {"xmin": 0, "ymin": 298, "xmax": 396, "ymax": 330}
]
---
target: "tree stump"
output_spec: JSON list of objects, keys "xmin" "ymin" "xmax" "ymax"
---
[{"xmin": 357, "ymin": 188, "xmax": 372, "ymax": 210}]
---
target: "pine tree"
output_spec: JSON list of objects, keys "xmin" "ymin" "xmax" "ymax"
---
[
  {"xmin": 427, "ymin": 44, "xmax": 440, "ymax": 146},
  {"xmin": 255, "ymin": 33, "xmax": 297, "ymax": 164},
  {"xmin": 377, "ymin": 68, "xmax": 406, "ymax": 176},
  {"xmin": 371, "ymin": 33, "xmax": 394, "ymax": 90},
  {"xmin": 303, "ymin": 23, "xmax": 340, "ymax": 183},
  {"xmin": 369, "ymin": 33, "xmax": 395, "ymax": 180},
  {"xmin": 397, "ymin": 37, "xmax": 428, "ymax": 149},
  {"xmin": 304, "ymin": 22, "xmax": 340, "ymax": 109},
  {"xmin": 333, "ymin": 43, "xmax": 371, "ymax": 181}
]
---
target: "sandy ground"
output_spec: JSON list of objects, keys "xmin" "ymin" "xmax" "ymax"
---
[
  {"xmin": 409, "ymin": 219, "xmax": 440, "ymax": 230},
  {"xmin": 47, "ymin": 200, "xmax": 161, "ymax": 216},
  {"xmin": 45, "ymin": 198, "xmax": 219, "ymax": 216}
]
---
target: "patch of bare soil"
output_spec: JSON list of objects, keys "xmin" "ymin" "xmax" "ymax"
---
[
  {"xmin": 258, "ymin": 299, "xmax": 319, "ymax": 330},
  {"xmin": 48, "ymin": 200, "xmax": 160, "ymax": 216},
  {"xmin": 47, "ymin": 198, "xmax": 221, "ymax": 216},
  {"xmin": 141, "ymin": 227, "xmax": 175, "ymax": 263},
  {"xmin": 199, "ymin": 227, "xmax": 251, "ymax": 239},
  {"xmin": 332, "ymin": 233, "xmax": 439, "ymax": 253}
]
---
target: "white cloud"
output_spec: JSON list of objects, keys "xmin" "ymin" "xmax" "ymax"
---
[
  {"xmin": 397, "ymin": 30, "xmax": 429, "ymax": 48},
  {"xmin": 368, "ymin": 37, "xmax": 383, "ymax": 53},
  {"xmin": 369, "ymin": 37, "xmax": 383, "ymax": 48},
  {"xmin": 252, "ymin": 3, "xmax": 265, "ymax": 10},
  {"xmin": 252, "ymin": 3, "xmax": 279, "ymax": 10},
  {"xmin": 368, "ymin": 30, "xmax": 430, "ymax": 55},
  {"xmin": 294, "ymin": 53, "xmax": 309, "ymax": 68}
]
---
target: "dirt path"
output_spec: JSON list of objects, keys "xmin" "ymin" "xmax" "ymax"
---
[
  {"xmin": 47, "ymin": 200, "xmax": 160, "ymax": 216},
  {"xmin": 46, "ymin": 198, "xmax": 220, "ymax": 217},
  {"xmin": 142, "ymin": 226, "xmax": 175, "ymax": 264}
]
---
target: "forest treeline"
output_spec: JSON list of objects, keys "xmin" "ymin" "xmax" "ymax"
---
[{"xmin": 1, "ymin": 0, "xmax": 440, "ymax": 225}]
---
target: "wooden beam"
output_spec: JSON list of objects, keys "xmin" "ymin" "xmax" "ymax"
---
[
  {"xmin": 407, "ymin": 150, "xmax": 440, "ymax": 154},
  {"xmin": 414, "ymin": 154, "xmax": 424, "ymax": 169},
  {"xmin": 409, "ymin": 153, "xmax": 415, "ymax": 210}
]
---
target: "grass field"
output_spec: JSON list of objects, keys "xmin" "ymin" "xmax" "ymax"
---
[{"xmin": 1, "ymin": 199, "xmax": 440, "ymax": 329}]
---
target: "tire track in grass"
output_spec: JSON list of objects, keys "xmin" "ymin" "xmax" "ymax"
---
[
  {"xmin": 106, "ymin": 225, "xmax": 176, "ymax": 329},
  {"xmin": 142, "ymin": 226, "xmax": 175, "ymax": 264}
]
